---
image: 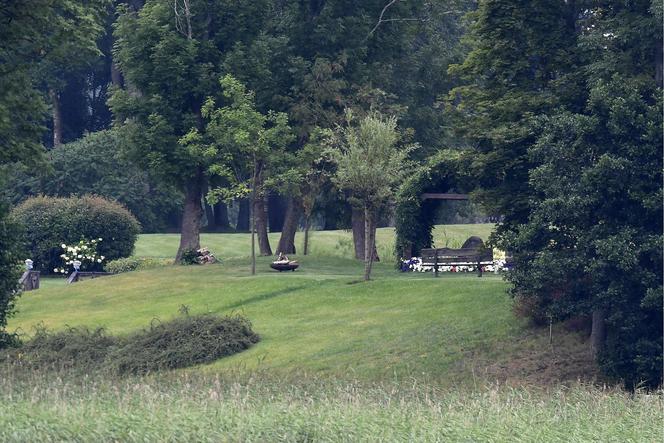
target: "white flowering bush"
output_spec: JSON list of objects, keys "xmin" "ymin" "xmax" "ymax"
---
[
  {"xmin": 400, "ymin": 257, "xmax": 509, "ymax": 273},
  {"xmin": 53, "ymin": 238, "xmax": 106, "ymax": 275}
]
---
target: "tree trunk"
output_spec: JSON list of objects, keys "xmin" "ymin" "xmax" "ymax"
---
[
  {"xmin": 175, "ymin": 174, "xmax": 204, "ymax": 262},
  {"xmin": 110, "ymin": 60, "xmax": 123, "ymax": 87},
  {"xmin": 363, "ymin": 206, "xmax": 376, "ymax": 281},
  {"xmin": 352, "ymin": 207, "xmax": 365, "ymax": 260},
  {"xmin": 352, "ymin": 206, "xmax": 379, "ymax": 261},
  {"xmin": 656, "ymin": 37, "xmax": 663, "ymax": 88},
  {"xmin": 236, "ymin": 199, "xmax": 250, "ymax": 231},
  {"xmin": 303, "ymin": 215, "xmax": 311, "ymax": 255},
  {"xmin": 254, "ymin": 193, "xmax": 272, "ymax": 256},
  {"xmin": 204, "ymin": 200, "xmax": 215, "ymax": 230},
  {"xmin": 213, "ymin": 201, "xmax": 229, "ymax": 229},
  {"xmin": 268, "ymin": 194, "xmax": 287, "ymax": 232},
  {"xmin": 250, "ymin": 189, "xmax": 256, "ymax": 275},
  {"xmin": 277, "ymin": 197, "xmax": 301, "ymax": 255},
  {"xmin": 590, "ymin": 308, "xmax": 607, "ymax": 357},
  {"xmin": 50, "ymin": 88, "xmax": 63, "ymax": 147}
]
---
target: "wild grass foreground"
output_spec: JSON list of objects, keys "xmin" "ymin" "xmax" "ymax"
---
[{"xmin": 0, "ymin": 370, "xmax": 660, "ymax": 442}]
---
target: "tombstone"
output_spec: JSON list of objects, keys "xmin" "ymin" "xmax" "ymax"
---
[
  {"xmin": 19, "ymin": 259, "xmax": 40, "ymax": 291},
  {"xmin": 461, "ymin": 236, "xmax": 484, "ymax": 250}
]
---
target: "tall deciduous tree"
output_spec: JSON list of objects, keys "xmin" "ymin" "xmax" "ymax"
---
[
  {"xmin": 187, "ymin": 75, "xmax": 293, "ymax": 274},
  {"xmin": 35, "ymin": 0, "xmax": 108, "ymax": 147},
  {"xmin": 110, "ymin": 0, "xmax": 272, "ymax": 261},
  {"xmin": 332, "ymin": 111, "xmax": 413, "ymax": 280}
]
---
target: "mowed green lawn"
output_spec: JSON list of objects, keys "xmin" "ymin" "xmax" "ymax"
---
[
  {"xmin": 13, "ymin": 223, "xmax": 520, "ymax": 383},
  {"xmin": 14, "ymin": 257, "xmax": 514, "ymax": 383}
]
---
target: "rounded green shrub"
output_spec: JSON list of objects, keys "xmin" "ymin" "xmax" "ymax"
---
[{"xmin": 10, "ymin": 195, "xmax": 140, "ymax": 274}]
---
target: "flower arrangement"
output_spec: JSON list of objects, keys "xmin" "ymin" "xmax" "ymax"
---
[
  {"xmin": 53, "ymin": 238, "xmax": 106, "ymax": 274},
  {"xmin": 400, "ymin": 257, "xmax": 509, "ymax": 273}
]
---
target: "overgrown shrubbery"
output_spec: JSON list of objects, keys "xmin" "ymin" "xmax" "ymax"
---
[
  {"xmin": 109, "ymin": 314, "xmax": 259, "ymax": 375},
  {"xmin": 2, "ymin": 314, "xmax": 259, "ymax": 375},
  {"xmin": 10, "ymin": 195, "xmax": 140, "ymax": 274},
  {"xmin": 104, "ymin": 257, "xmax": 172, "ymax": 274}
]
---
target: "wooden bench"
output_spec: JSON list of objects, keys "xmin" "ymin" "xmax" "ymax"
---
[
  {"xmin": 67, "ymin": 271, "xmax": 114, "ymax": 284},
  {"xmin": 420, "ymin": 237, "xmax": 493, "ymax": 277}
]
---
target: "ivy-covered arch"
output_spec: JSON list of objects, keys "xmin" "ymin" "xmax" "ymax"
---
[{"xmin": 394, "ymin": 151, "xmax": 473, "ymax": 259}]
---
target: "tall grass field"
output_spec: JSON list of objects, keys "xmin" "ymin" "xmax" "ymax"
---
[{"xmin": 4, "ymin": 224, "xmax": 662, "ymax": 442}]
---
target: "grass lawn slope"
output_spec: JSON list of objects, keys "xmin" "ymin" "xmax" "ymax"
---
[
  {"xmin": 13, "ymin": 224, "xmax": 593, "ymax": 385},
  {"xmin": 5, "ymin": 224, "xmax": 661, "ymax": 442}
]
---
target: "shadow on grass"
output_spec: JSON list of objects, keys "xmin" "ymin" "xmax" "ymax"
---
[{"xmin": 221, "ymin": 285, "xmax": 308, "ymax": 311}]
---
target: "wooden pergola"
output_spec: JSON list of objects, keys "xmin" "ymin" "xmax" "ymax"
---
[{"xmin": 420, "ymin": 193, "xmax": 469, "ymax": 201}]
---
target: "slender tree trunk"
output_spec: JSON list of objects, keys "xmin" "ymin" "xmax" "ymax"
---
[
  {"xmin": 590, "ymin": 308, "xmax": 607, "ymax": 357},
  {"xmin": 236, "ymin": 199, "xmax": 250, "ymax": 231},
  {"xmin": 213, "ymin": 201, "xmax": 229, "ymax": 229},
  {"xmin": 352, "ymin": 206, "xmax": 379, "ymax": 261},
  {"xmin": 352, "ymin": 207, "xmax": 365, "ymax": 260},
  {"xmin": 110, "ymin": 60, "xmax": 123, "ymax": 87},
  {"xmin": 250, "ymin": 189, "xmax": 256, "ymax": 275},
  {"xmin": 204, "ymin": 200, "xmax": 215, "ymax": 231},
  {"xmin": 268, "ymin": 194, "xmax": 287, "ymax": 232},
  {"xmin": 303, "ymin": 214, "xmax": 311, "ymax": 255},
  {"xmin": 656, "ymin": 38, "xmax": 663, "ymax": 88},
  {"xmin": 50, "ymin": 88, "xmax": 63, "ymax": 147},
  {"xmin": 254, "ymin": 193, "xmax": 272, "ymax": 256},
  {"xmin": 277, "ymin": 197, "xmax": 300, "ymax": 255},
  {"xmin": 175, "ymin": 173, "xmax": 204, "ymax": 262},
  {"xmin": 363, "ymin": 206, "xmax": 375, "ymax": 281}
]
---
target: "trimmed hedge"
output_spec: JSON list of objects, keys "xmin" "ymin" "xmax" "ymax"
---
[{"xmin": 11, "ymin": 195, "xmax": 140, "ymax": 274}]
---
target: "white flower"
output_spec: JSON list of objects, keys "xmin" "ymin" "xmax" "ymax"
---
[
  {"xmin": 77, "ymin": 255, "xmax": 82, "ymax": 258},
  {"xmin": 97, "ymin": 259, "xmax": 102, "ymax": 263},
  {"xmin": 100, "ymin": 256, "xmax": 105, "ymax": 260},
  {"xmin": 98, "ymin": 238, "xmax": 102, "ymax": 241},
  {"xmin": 53, "ymin": 268, "xmax": 59, "ymax": 273},
  {"xmin": 61, "ymin": 243, "xmax": 66, "ymax": 249}
]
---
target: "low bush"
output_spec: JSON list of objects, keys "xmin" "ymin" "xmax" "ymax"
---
[
  {"xmin": 1, "ymin": 314, "xmax": 259, "ymax": 375},
  {"xmin": 10, "ymin": 195, "xmax": 140, "ymax": 274},
  {"xmin": 108, "ymin": 314, "xmax": 260, "ymax": 375},
  {"xmin": 10, "ymin": 325, "xmax": 119, "ymax": 372},
  {"xmin": 179, "ymin": 248, "xmax": 199, "ymax": 265},
  {"xmin": 512, "ymin": 294, "xmax": 549, "ymax": 326},
  {"xmin": 104, "ymin": 257, "xmax": 172, "ymax": 274}
]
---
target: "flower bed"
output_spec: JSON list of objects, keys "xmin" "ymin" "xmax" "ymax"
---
[{"xmin": 400, "ymin": 257, "xmax": 509, "ymax": 273}]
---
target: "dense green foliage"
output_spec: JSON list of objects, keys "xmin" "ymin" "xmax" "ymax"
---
[
  {"xmin": 3, "ymin": 314, "xmax": 259, "ymax": 375},
  {"xmin": 394, "ymin": 151, "xmax": 474, "ymax": 258},
  {"xmin": 3, "ymin": 131, "xmax": 181, "ymax": 232},
  {"xmin": 452, "ymin": 0, "xmax": 663, "ymax": 387},
  {"xmin": 11, "ymin": 196, "xmax": 140, "ymax": 274},
  {"xmin": 0, "ymin": 203, "xmax": 22, "ymax": 347},
  {"xmin": 0, "ymin": 0, "xmax": 105, "ymax": 345}
]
